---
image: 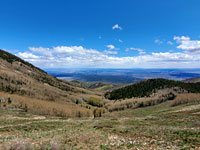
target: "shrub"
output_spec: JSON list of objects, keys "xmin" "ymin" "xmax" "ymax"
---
[
  {"xmin": 41, "ymin": 140, "xmax": 61, "ymax": 150},
  {"xmin": 1, "ymin": 139, "xmax": 61, "ymax": 150},
  {"xmin": 88, "ymin": 97, "xmax": 103, "ymax": 107},
  {"xmin": 93, "ymin": 108, "xmax": 107, "ymax": 118},
  {"xmin": 3, "ymin": 139, "xmax": 33, "ymax": 150}
]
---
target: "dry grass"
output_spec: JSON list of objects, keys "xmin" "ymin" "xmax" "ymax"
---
[
  {"xmin": 0, "ymin": 58, "xmax": 102, "ymax": 106},
  {"xmin": 104, "ymin": 88, "xmax": 178, "ymax": 112},
  {"xmin": 170, "ymin": 93, "xmax": 200, "ymax": 106},
  {"xmin": 105, "ymin": 94, "xmax": 172, "ymax": 112},
  {"xmin": 0, "ymin": 92, "xmax": 93, "ymax": 117},
  {"xmin": 0, "ymin": 101, "xmax": 200, "ymax": 149}
]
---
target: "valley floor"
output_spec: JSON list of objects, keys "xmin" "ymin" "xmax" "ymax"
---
[{"xmin": 0, "ymin": 101, "xmax": 200, "ymax": 150}]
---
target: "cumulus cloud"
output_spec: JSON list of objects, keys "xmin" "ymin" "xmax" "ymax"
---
[
  {"xmin": 29, "ymin": 47, "xmax": 52, "ymax": 57},
  {"xmin": 126, "ymin": 47, "xmax": 146, "ymax": 55},
  {"xmin": 17, "ymin": 46, "xmax": 108, "ymax": 68},
  {"xmin": 174, "ymin": 36, "xmax": 200, "ymax": 53},
  {"xmin": 151, "ymin": 52, "xmax": 193, "ymax": 62},
  {"xmin": 104, "ymin": 50, "xmax": 118, "ymax": 55},
  {"xmin": 15, "ymin": 44, "xmax": 200, "ymax": 68},
  {"xmin": 17, "ymin": 52, "xmax": 40, "ymax": 59},
  {"xmin": 10, "ymin": 34, "xmax": 200, "ymax": 69},
  {"xmin": 112, "ymin": 24, "xmax": 122, "ymax": 30},
  {"xmin": 106, "ymin": 45, "xmax": 116, "ymax": 50}
]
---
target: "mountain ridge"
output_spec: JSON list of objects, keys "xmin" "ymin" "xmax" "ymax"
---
[
  {"xmin": 0, "ymin": 49, "xmax": 103, "ymax": 117},
  {"xmin": 105, "ymin": 78, "xmax": 200, "ymax": 100}
]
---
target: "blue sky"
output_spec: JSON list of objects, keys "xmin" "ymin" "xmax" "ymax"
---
[{"xmin": 1, "ymin": 0, "xmax": 200, "ymax": 68}]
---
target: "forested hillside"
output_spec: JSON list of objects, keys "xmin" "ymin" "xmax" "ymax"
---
[{"xmin": 105, "ymin": 78, "xmax": 200, "ymax": 100}]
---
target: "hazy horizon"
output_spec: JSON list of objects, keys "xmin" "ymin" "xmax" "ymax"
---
[{"xmin": 46, "ymin": 68, "xmax": 200, "ymax": 84}]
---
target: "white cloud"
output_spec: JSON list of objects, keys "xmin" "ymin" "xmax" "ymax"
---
[
  {"xmin": 174, "ymin": 36, "xmax": 200, "ymax": 53},
  {"xmin": 167, "ymin": 41, "xmax": 173, "ymax": 45},
  {"xmin": 126, "ymin": 47, "xmax": 146, "ymax": 55},
  {"xmin": 104, "ymin": 50, "xmax": 118, "ymax": 55},
  {"xmin": 16, "ymin": 44, "xmax": 200, "ymax": 68},
  {"xmin": 174, "ymin": 36, "xmax": 190, "ymax": 43},
  {"xmin": 18, "ymin": 52, "xmax": 40, "ymax": 59},
  {"xmin": 151, "ymin": 52, "xmax": 193, "ymax": 61},
  {"xmin": 106, "ymin": 45, "xmax": 116, "ymax": 50},
  {"xmin": 112, "ymin": 24, "xmax": 122, "ymax": 30},
  {"xmin": 118, "ymin": 39, "xmax": 123, "ymax": 43},
  {"xmin": 29, "ymin": 47, "xmax": 52, "ymax": 57},
  {"xmin": 154, "ymin": 39, "xmax": 163, "ymax": 45}
]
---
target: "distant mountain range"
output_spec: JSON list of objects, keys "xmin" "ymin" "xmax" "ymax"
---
[
  {"xmin": 46, "ymin": 68, "xmax": 200, "ymax": 84},
  {"xmin": 1, "ymin": 49, "xmax": 200, "ymax": 118}
]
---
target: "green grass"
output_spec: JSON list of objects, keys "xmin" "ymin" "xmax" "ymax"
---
[{"xmin": 0, "ymin": 101, "xmax": 200, "ymax": 149}]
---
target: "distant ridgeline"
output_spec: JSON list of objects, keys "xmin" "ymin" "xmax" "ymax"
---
[{"xmin": 105, "ymin": 78, "xmax": 200, "ymax": 100}]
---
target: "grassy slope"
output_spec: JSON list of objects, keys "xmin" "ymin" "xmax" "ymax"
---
[
  {"xmin": 0, "ymin": 49, "xmax": 105, "ymax": 117},
  {"xmin": 0, "ymin": 49, "xmax": 100, "ymax": 99},
  {"xmin": 0, "ymin": 101, "xmax": 199, "ymax": 149},
  {"xmin": 0, "ymin": 92, "xmax": 92, "ymax": 117}
]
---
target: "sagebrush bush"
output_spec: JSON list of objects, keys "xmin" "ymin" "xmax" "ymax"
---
[
  {"xmin": 41, "ymin": 140, "xmax": 61, "ymax": 150},
  {"xmin": 1, "ymin": 139, "xmax": 62, "ymax": 150},
  {"xmin": 3, "ymin": 139, "xmax": 33, "ymax": 150}
]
